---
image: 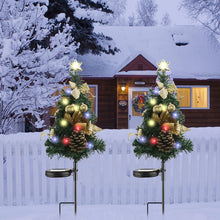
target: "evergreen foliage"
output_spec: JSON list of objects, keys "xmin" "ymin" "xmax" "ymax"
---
[
  {"xmin": 45, "ymin": 60, "xmax": 105, "ymax": 162},
  {"xmin": 44, "ymin": 0, "xmax": 119, "ymax": 55},
  {"xmin": 132, "ymin": 60, "xmax": 193, "ymax": 162}
]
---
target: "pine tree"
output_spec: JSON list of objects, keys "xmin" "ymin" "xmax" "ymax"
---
[
  {"xmin": 136, "ymin": 0, "xmax": 158, "ymax": 26},
  {"xmin": 44, "ymin": 60, "xmax": 105, "ymax": 162},
  {"xmin": 132, "ymin": 60, "xmax": 193, "ymax": 162},
  {"xmin": 44, "ymin": 0, "xmax": 119, "ymax": 55}
]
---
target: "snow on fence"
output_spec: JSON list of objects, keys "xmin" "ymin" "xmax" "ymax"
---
[{"xmin": 0, "ymin": 129, "xmax": 220, "ymax": 206}]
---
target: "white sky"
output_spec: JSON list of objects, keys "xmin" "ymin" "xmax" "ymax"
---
[{"xmin": 125, "ymin": 0, "xmax": 198, "ymax": 25}]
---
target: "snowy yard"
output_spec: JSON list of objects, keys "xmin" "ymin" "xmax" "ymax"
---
[{"xmin": 1, "ymin": 202, "xmax": 220, "ymax": 220}]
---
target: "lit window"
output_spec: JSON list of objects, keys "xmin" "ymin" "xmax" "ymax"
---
[
  {"xmin": 177, "ymin": 86, "xmax": 209, "ymax": 109},
  {"xmin": 87, "ymin": 85, "xmax": 98, "ymax": 116},
  {"xmin": 177, "ymin": 88, "xmax": 191, "ymax": 107},
  {"xmin": 192, "ymin": 87, "xmax": 208, "ymax": 108}
]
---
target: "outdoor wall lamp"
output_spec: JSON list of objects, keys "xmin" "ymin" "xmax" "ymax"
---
[{"xmin": 120, "ymin": 83, "xmax": 126, "ymax": 92}]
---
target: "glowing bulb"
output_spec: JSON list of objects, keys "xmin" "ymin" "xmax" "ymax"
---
[
  {"xmin": 121, "ymin": 86, "xmax": 126, "ymax": 91},
  {"xmin": 139, "ymin": 136, "xmax": 147, "ymax": 143},
  {"xmin": 74, "ymin": 124, "xmax": 82, "ymax": 132},
  {"xmin": 62, "ymin": 137, "xmax": 70, "ymax": 145},
  {"xmin": 62, "ymin": 98, "xmax": 69, "ymax": 105},
  {"xmin": 60, "ymin": 119, "xmax": 68, "ymax": 127},
  {"xmin": 175, "ymin": 142, "xmax": 181, "ymax": 149},
  {"xmin": 148, "ymin": 119, "xmax": 155, "ymax": 127},
  {"xmin": 149, "ymin": 98, "xmax": 157, "ymax": 105},
  {"xmin": 153, "ymin": 87, "xmax": 160, "ymax": 95},
  {"xmin": 172, "ymin": 111, "xmax": 179, "ymax": 119},
  {"xmin": 73, "ymin": 105, "xmax": 79, "ymax": 111},
  {"xmin": 87, "ymin": 142, "xmax": 94, "ymax": 149},
  {"xmin": 51, "ymin": 136, "xmax": 59, "ymax": 143},
  {"xmin": 84, "ymin": 111, "xmax": 91, "ymax": 119},
  {"xmin": 161, "ymin": 104, "xmax": 167, "ymax": 111},
  {"xmin": 162, "ymin": 124, "xmax": 170, "ymax": 132},
  {"xmin": 150, "ymin": 137, "xmax": 158, "ymax": 145},
  {"xmin": 65, "ymin": 88, "xmax": 72, "ymax": 95}
]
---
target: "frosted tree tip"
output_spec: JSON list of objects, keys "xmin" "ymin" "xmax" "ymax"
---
[
  {"xmin": 157, "ymin": 59, "xmax": 170, "ymax": 72},
  {"xmin": 69, "ymin": 59, "xmax": 82, "ymax": 72}
]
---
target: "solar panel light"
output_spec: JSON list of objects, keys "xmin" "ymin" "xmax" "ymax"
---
[{"xmin": 45, "ymin": 168, "xmax": 73, "ymax": 178}]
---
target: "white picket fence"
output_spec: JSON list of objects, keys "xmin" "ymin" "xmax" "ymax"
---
[{"xmin": 0, "ymin": 129, "xmax": 220, "ymax": 206}]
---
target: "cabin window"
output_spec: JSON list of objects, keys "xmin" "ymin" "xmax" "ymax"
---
[
  {"xmin": 177, "ymin": 86, "xmax": 209, "ymax": 109},
  {"xmin": 87, "ymin": 85, "xmax": 98, "ymax": 116},
  {"xmin": 50, "ymin": 85, "xmax": 98, "ymax": 117}
]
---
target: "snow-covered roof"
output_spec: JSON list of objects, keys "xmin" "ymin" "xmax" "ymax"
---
[{"xmin": 77, "ymin": 25, "xmax": 220, "ymax": 79}]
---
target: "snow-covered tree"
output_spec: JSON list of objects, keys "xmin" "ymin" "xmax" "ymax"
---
[
  {"xmin": 0, "ymin": 0, "xmax": 119, "ymax": 134},
  {"xmin": 161, "ymin": 13, "xmax": 171, "ymax": 26},
  {"xmin": 136, "ymin": 0, "xmax": 158, "ymax": 26},
  {"xmin": 128, "ymin": 14, "xmax": 136, "ymax": 26},
  {"xmin": 181, "ymin": 0, "xmax": 220, "ymax": 35},
  {"xmin": 45, "ymin": 0, "xmax": 119, "ymax": 55},
  {"xmin": 0, "ymin": 0, "xmax": 77, "ymax": 134},
  {"xmin": 103, "ymin": 0, "xmax": 127, "ymax": 25}
]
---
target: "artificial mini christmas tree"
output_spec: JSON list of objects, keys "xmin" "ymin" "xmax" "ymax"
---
[
  {"xmin": 45, "ymin": 59, "xmax": 105, "ymax": 162},
  {"xmin": 132, "ymin": 60, "xmax": 193, "ymax": 162},
  {"xmin": 131, "ymin": 60, "xmax": 193, "ymax": 215},
  {"xmin": 44, "ymin": 60, "xmax": 105, "ymax": 215}
]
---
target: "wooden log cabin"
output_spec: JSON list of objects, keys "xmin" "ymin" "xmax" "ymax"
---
[{"xmin": 50, "ymin": 25, "xmax": 220, "ymax": 129}]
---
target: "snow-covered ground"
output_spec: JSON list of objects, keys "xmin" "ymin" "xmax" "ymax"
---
[{"xmin": 0, "ymin": 202, "xmax": 220, "ymax": 220}]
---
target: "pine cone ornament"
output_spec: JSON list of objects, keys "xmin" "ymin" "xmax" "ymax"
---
[
  {"xmin": 69, "ymin": 130, "xmax": 87, "ymax": 152},
  {"xmin": 156, "ymin": 130, "xmax": 174, "ymax": 152}
]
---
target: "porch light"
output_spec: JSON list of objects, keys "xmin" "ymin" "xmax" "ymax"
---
[{"xmin": 120, "ymin": 83, "xmax": 126, "ymax": 92}]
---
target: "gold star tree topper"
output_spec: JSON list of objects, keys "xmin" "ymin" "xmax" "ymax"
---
[
  {"xmin": 69, "ymin": 59, "xmax": 82, "ymax": 72},
  {"xmin": 157, "ymin": 59, "xmax": 170, "ymax": 71}
]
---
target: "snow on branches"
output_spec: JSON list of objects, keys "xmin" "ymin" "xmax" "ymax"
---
[
  {"xmin": 181, "ymin": 0, "xmax": 220, "ymax": 36},
  {"xmin": 0, "ymin": 0, "xmax": 77, "ymax": 134}
]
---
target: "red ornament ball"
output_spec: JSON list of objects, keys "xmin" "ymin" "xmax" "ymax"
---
[
  {"xmin": 162, "ymin": 124, "xmax": 170, "ymax": 132},
  {"xmin": 74, "ymin": 124, "xmax": 82, "ymax": 132},
  {"xmin": 62, "ymin": 137, "xmax": 70, "ymax": 145},
  {"xmin": 150, "ymin": 137, "xmax": 157, "ymax": 145}
]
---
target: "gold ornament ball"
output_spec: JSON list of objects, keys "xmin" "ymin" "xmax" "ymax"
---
[
  {"xmin": 158, "ymin": 105, "xmax": 162, "ymax": 112},
  {"xmin": 168, "ymin": 103, "xmax": 176, "ymax": 112},
  {"xmin": 153, "ymin": 105, "xmax": 162, "ymax": 113},
  {"xmin": 80, "ymin": 103, "xmax": 88, "ymax": 112},
  {"xmin": 65, "ymin": 105, "xmax": 75, "ymax": 113}
]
